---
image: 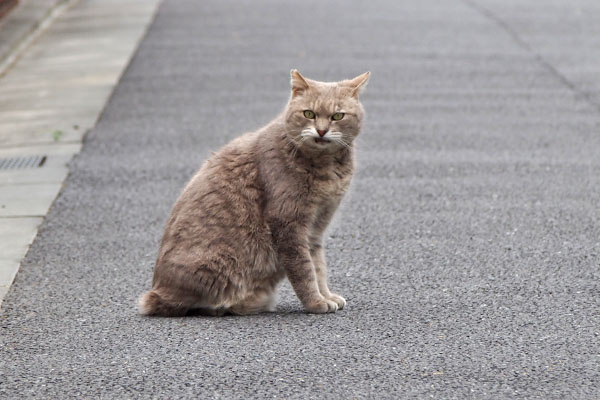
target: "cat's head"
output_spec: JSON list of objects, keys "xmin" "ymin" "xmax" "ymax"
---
[{"xmin": 284, "ymin": 70, "xmax": 370, "ymax": 154}]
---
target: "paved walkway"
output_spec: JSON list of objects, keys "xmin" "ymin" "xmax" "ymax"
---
[
  {"xmin": 1, "ymin": 0, "xmax": 599, "ymax": 398},
  {"xmin": 0, "ymin": 0, "xmax": 160, "ymax": 305}
]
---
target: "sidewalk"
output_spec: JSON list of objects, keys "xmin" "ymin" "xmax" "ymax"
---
[
  {"xmin": 0, "ymin": 0, "xmax": 66, "ymax": 67},
  {"xmin": 0, "ymin": 0, "xmax": 160, "ymax": 305}
]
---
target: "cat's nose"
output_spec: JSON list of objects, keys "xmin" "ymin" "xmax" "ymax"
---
[{"xmin": 316, "ymin": 129, "xmax": 328, "ymax": 137}]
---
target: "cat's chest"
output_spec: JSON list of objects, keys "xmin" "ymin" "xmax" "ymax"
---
[{"xmin": 307, "ymin": 164, "xmax": 353, "ymax": 202}]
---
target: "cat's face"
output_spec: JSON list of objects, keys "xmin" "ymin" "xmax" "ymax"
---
[{"xmin": 284, "ymin": 70, "xmax": 370, "ymax": 154}]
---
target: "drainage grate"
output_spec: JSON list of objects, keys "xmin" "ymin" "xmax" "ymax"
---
[{"xmin": 0, "ymin": 155, "xmax": 47, "ymax": 170}]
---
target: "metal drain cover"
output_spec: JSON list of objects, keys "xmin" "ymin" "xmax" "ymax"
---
[{"xmin": 0, "ymin": 155, "xmax": 47, "ymax": 170}]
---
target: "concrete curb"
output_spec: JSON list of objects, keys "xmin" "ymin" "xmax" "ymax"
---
[
  {"xmin": 0, "ymin": 0, "xmax": 162, "ymax": 308},
  {"xmin": 0, "ymin": 0, "xmax": 69, "ymax": 74}
]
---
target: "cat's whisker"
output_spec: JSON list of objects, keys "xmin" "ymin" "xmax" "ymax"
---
[
  {"xmin": 337, "ymin": 141, "xmax": 351, "ymax": 149},
  {"xmin": 300, "ymin": 130, "xmax": 317, "ymax": 139},
  {"xmin": 282, "ymin": 135, "xmax": 302, "ymax": 159},
  {"xmin": 291, "ymin": 136, "xmax": 309, "ymax": 158},
  {"xmin": 283, "ymin": 137, "xmax": 295, "ymax": 148},
  {"xmin": 333, "ymin": 137, "xmax": 352, "ymax": 150},
  {"xmin": 335, "ymin": 134, "xmax": 353, "ymax": 147}
]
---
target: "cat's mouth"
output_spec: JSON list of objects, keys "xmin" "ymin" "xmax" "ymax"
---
[{"xmin": 313, "ymin": 137, "xmax": 330, "ymax": 144}]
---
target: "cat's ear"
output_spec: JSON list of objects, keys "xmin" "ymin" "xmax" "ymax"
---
[
  {"xmin": 348, "ymin": 71, "xmax": 371, "ymax": 99},
  {"xmin": 290, "ymin": 69, "xmax": 310, "ymax": 97}
]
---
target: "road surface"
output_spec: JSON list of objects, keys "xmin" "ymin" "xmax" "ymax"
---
[{"xmin": 1, "ymin": 0, "xmax": 599, "ymax": 398}]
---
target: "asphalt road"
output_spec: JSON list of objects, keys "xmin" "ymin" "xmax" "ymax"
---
[{"xmin": 2, "ymin": 0, "xmax": 599, "ymax": 398}]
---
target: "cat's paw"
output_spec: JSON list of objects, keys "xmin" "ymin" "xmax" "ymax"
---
[
  {"xmin": 305, "ymin": 298, "xmax": 338, "ymax": 314},
  {"xmin": 326, "ymin": 293, "xmax": 346, "ymax": 310}
]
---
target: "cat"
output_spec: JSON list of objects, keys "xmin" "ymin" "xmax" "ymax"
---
[{"xmin": 138, "ymin": 69, "xmax": 370, "ymax": 316}]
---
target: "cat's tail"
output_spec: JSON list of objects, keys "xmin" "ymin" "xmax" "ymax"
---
[{"xmin": 137, "ymin": 289, "xmax": 187, "ymax": 317}]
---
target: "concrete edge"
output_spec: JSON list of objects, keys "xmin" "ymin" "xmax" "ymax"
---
[
  {"xmin": 0, "ymin": 0, "xmax": 76, "ymax": 77},
  {"xmin": 0, "ymin": 0, "xmax": 163, "ymax": 309}
]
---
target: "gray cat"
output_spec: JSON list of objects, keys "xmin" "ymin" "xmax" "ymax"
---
[{"xmin": 138, "ymin": 70, "xmax": 370, "ymax": 316}]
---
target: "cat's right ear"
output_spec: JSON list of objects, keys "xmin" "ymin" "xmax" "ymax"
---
[{"xmin": 291, "ymin": 69, "xmax": 310, "ymax": 97}]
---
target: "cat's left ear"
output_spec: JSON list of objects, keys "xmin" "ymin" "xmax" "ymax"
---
[{"xmin": 348, "ymin": 71, "xmax": 371, "ymax": 99}]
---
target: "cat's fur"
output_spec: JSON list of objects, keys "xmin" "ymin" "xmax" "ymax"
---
[{"xmin": 138, "ymin": 70, "xmax": 370, "ymax": 316}]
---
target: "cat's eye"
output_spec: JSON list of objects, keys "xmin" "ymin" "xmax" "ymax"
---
[
  {"xmin": 303, "ymin": 110, "xmax": 316, "ymax": 119},
  {"xmin": 331, "ymin": 112, "xmax": 345, "ymax": 121}
]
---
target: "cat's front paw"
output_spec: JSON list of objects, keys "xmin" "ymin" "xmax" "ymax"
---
[
  {"xmin": 326, "ymin": 293, "xmax": 346, "ymax": 310},
  {"xmin": 305, "ymin": 298, "xmax": 338, "ymax": 314}
]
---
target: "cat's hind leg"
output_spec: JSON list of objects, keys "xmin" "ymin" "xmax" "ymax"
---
[{"xmin": 228, "ymin": 287, "xmax": 277, "ymax": 315}]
